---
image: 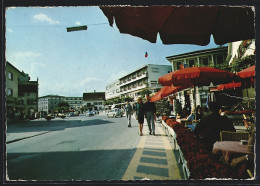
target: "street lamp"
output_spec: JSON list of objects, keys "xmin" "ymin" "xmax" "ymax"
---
[{"xmin": 66, "ymin": 26, "xmax": 87, "ymax": 32}]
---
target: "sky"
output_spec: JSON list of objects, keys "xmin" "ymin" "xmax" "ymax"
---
[{"xmin": 5, "ymin": 6, "xmax": 222, "ymax": 97}]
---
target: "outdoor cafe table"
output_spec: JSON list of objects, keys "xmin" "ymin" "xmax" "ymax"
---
[{"xmin": 212, "ymin": 141, "xmax": 254, "ymax": 163}]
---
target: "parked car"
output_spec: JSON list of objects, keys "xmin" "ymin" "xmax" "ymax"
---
[
  {"xmin": 107, "ymin": 108, "xmax": 124, "ymax": 118},
  {"xmin": 45, "ymin": 114, "xmax": 54, "ymax": 121},
  {"xmin": 57, "ymin": 113, "xmax": 66, "ymax": 119},
  {"xmin": 86, "ymin": 111, "xmax": 94, "ymax": 116}
]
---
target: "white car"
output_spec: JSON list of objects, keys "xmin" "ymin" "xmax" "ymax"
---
[
  {"xmin": 86, "ymin": 111, "xmax": 94, "ymax": 116},
  {"xmin": 107, "ymin": 108, "xmax": 124, "ymax": 118}
]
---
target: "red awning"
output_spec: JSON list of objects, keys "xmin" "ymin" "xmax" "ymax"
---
[
  {"xmin": 158, "ymin": 71, "xmax": 175, "ymax": 86},
  {"xmin": 238, "ymin": 65, "xmax": 255, "ymax": 78},
  {"xmin": 100, "ymin": 6, "xmax": 254, "ymax": 46},
  {"xmin": 159, "ymin": 67, "xmax": 236, "ymax": 87},
  {"xmin": 150, "ymin": 85, "xmax": 188, "ymax": 102},
  {"xmin": 217, "ymin": 82, "xmax": 242, "ymax": 90},
  {"xmin": 150, "ymin": 86, "xmax": 168, "ymax": 102},
  {"xmin": 161, "ymin": 84, "xmax": 190, "ymax": 98}
]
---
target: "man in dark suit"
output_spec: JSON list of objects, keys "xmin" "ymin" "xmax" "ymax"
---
[
  {"xmin": 144, "ymin": 94, "xmax": 156, "ymax": 135},
  {"xmin": 194, "ymin": 102, "xmax": 236, "ymax": 151}
]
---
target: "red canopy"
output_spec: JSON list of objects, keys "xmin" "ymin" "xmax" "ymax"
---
[
  {"xmin": 150, "ymin": 86, "xmax": 168, "ymax": 102},
  {"xmin": 217, "ymin": 82, "xmax": 242, "ymax": 90},
  {"xmin": 150, "ymin": 85, "xmax": 187, "ymax": 102},
  {"xmin": 159, "ymin": 67, "xmax": 236, "ymax": 87},
  {"xmin": 158, "ymin": 72, "xmax": 175, "ymax": 86},
  {"xmin": 100, "ymin": 6, "xmax": 254, "ymax": 46},
  {"xmin": 238, "ymin": 65, "xmax": 255, "ymax": 78},
  {"xmin": 161, "ymin": 84, "xmax": 190, "ymax": 98}
]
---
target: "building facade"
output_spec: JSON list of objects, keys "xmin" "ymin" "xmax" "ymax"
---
[
  {"xmin": 83, "ymin": 91, "xmax": 105, "ymax": 111},
  {"xmin": 166, "ymin": 47, "xmax": 228, "ymax": 71},
  {"xmin": 38, "ymin": 95, "xmax": 65, "ymax": 114},
  {"xmin": 6, "ymin": 62, "xmax": 39, "ymax": 120},
  {"xmin": 63, "ymin": 97, "xmax": 84, "ymax": 110},
  {"xmin": 105, "ymin": 80, "xmax": 120, "ymax": 100},
  {"xmin": 105, "ymin": 64, "xmax": 172, "ymax": 101},
  {"xmin": 165, "ymin": 47, "xmax": 228, "ymax": 110},
  {"xmin": 6, "ymin": 62, "xmax": 21, "ymax": 119}
]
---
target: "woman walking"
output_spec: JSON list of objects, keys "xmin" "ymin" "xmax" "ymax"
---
[{"xmin": 136, "ymin": 97, "xmax": 145, "ymax": 136}]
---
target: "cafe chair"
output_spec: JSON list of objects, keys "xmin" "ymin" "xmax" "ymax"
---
[{"xmin": 220, "ymin": 131, "xmax": 249, "ymax": 141}]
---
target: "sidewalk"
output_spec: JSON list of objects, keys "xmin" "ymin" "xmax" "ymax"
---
[{"xmin": 122, "ymin": 120, "xmax": 184, "ymax": 180}]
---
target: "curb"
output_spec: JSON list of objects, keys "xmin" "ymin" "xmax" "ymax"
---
[{"xmin": 6, "ymin": 131, "xmax": 52, "ymax": 144}]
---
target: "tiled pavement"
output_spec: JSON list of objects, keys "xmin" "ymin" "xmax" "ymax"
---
[{"xmin": 122, "ymin": 121, "xmax": 183, "ymax": 180}]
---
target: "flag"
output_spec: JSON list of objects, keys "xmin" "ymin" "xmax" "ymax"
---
[{"xmin": 145, "ymin": 52, "xmax": 148, "ymax": 58}]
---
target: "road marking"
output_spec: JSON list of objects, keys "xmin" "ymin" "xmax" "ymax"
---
[{"xmin": 122, "ymin": 123, "xmax": 182, "ymax": 180}]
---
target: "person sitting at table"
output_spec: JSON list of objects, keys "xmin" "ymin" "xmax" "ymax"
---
[
  {"xmin": 186, "ymin": 107, "xmax": 195, "ymax": 121},
  {"xmin": 219, "ymin": 106, "xmax": 227, "ymax": 117},
  {"xmin": 203, "ymin": 107, "xmax": 210, "ymax": 117},
  {"xmin": 194, "ymin": 102, "xmax": 236, "ymax": 151},
  {"xmin": 187, "ymin": 106, "xmax": 203, "ymax": 121}
]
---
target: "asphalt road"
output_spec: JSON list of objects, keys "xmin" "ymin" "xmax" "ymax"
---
[{"xmin": 6, "ymin": 113, "xmax": 183, "ymax": 181}]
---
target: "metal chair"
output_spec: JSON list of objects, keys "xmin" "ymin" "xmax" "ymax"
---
[{"xmin": 220, "ymin": 131, "xmax": 249, "ymax": 141}]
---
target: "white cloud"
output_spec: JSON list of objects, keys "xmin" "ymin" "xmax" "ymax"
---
[
  {"xmin": 6, "ymin": 28, "xmax": 13, "ymax": 33},
  {"xmin": 77, "ymin": 77, "xmax": 102, "ymax": 87},
  {"xmin": 75, "ymin": 21, "xmax": 81, "ymax": 25},
  {"xmin": 33, "ymin": 13, "xmax": 60, "ymax": 25},
  {"xmin": 39, "ymin": 77, "xmax": 103, "ymax": 97},
  {"xmin": 107, "ymin": 70, "xmax": 127, "ymax": 83},
  {"xmin": 13, "ymin": 51, "xmax": 42, "ymax": 60}
]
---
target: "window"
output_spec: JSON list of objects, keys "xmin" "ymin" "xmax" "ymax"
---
[
  {"xmin": 8, "ymin": 72, "xmax": 13, "ymax": 80},
  {"xmin": 188, "ymin": 59, "xmax": 195, "ymax": 67},
  {"xmin": 176, "ymin": 62, "xmax": 182, "ymax": 70},
  {"xmin": 201, "ymin": 57, "xmax": 209, "ymax": 66},
  {"xmin": 216, "ymin": 55, "xmax": 224, "ymax": 64},
  {"xmin": 7, "ymin": 88, "xmax": 13, "ymax": 96}
]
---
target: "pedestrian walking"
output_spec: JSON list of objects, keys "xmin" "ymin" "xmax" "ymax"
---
[
  {"xmin": 144, "ymin": 94, "xmax": 156, "ymax": 135},
  {"xmin": 135, "ymin": 97, "xmax": 145, "ymax": 136},
  {"xmin": 125, "ymin": 100, "xmax": 133, "ymax": 127}
]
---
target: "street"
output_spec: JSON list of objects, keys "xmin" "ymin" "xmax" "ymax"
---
[{"xmin": 6, "ymin": 113, "xmax": 183, "ymax": 181}]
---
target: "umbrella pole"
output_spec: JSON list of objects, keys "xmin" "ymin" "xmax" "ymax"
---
[
  {"xmin": 194, "ymin": 79, "xmax": 196, "ymax": 121},
  {"xmin": 247, "ymin": 88, "xmax": 249, "ymax": 109}
]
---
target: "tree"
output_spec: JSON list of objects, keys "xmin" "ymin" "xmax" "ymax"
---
[
  {"xmin": 55, "ymin": 101, "xmax": 70, "ymax": 112},
  {"xmin": 58, "ymin": 101, "xmax": 70, "ymax": 107},
  {"xmin": 139, "ymin": 88, "xmax": 151, "ymax": 97}
]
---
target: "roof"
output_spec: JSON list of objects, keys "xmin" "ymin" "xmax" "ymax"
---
[
  {"xmin": 166, "ymin": 46, "xmax": 228, "ymax": 61},
  {"xmin": 38, "ymin": 95, "xmax": 65, "ymax": 98},
  {"xmin": 118, "ymin": 64, "xmax": 171, "ymax": 80},
  {"xmin": 83, "ymin": 92, "xmax": 105, "ymax": 101},
  {"xmin": 6, "ymin": 61, "xmax": 23, "ymax": 75}
]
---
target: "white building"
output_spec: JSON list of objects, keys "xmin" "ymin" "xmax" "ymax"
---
[
  {"xmin": 64, "ymin": 97, "xmax": 83, "ymax": 109},
  {"xmin": 105, "ymin": 64, "xmax": 172, "ymax": 100},
  {"xmin": 38, "ymin": 95, "xmax": 65, "ymax": 114},
  {"xmin": 227, "ymin": 39, "xmax": 255, "ymax": 65},
  {"xmin": 105, "ymin": 80, "xmax": 120, "ymax": 100},
  {"xmin": 227, "ymin": 39, "xmax": 255, "ymax": 105}
]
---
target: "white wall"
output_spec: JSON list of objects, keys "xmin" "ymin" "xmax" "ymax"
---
[{"xmin": 229, "ymin": 40, "xmax": 255, "ymax": 65}]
